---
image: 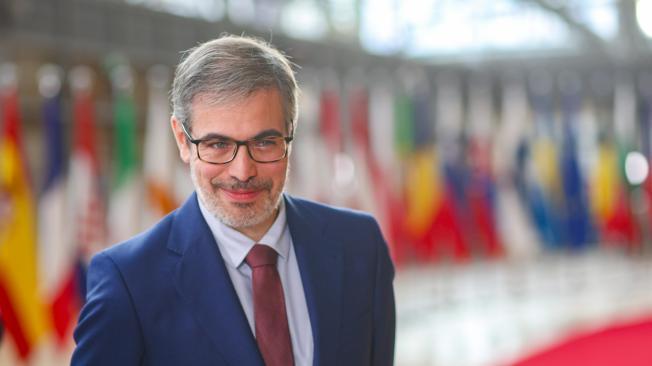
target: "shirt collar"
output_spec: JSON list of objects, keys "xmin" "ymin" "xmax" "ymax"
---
[{"xmin": 197, "ymin": 195, "xmax": 289, "ymax": 269}]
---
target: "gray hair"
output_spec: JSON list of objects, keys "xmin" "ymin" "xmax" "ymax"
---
[{"xmin": 171, "ymin": 35, "xmax": 299, "ymax": 136}]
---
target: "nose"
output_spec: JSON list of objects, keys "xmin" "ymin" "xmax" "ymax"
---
[{"xmin": 228, "ymin": 144, "xmax": 257, "ymax": 182}]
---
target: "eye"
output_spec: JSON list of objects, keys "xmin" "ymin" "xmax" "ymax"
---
[
  {"xmin": 252, "ymin": 138, "xmax": 279, "ymax": 148},
  {"xmin": 203, "ymin": 139, "xmax": 234, "ymax": 150}
]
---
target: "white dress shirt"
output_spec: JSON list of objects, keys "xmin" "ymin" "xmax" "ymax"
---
[{"xmin": 198, "ymin": 197, "xmax": 314, "ymax": 366}]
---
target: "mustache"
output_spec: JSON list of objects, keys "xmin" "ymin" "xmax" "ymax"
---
[{"xmin": 211, "ymin": 178, "xmax": 273, "ymax": 191}]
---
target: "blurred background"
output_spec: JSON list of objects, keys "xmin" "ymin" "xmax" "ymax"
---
[{"xmin": 2, "ymin": 0, "xmax": 652, "ymax": 365}]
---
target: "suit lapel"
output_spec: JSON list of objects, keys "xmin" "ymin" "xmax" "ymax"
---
[
  {"xmin": 168, "ymin": 193, "xmax": 263, "ymax": 366},
  {"xmin": 285, "ymin": 195, "xmax": 343, "ymax": 366}
]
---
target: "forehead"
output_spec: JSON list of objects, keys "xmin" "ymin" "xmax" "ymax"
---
[{"xmin": 190, "ymin": 88, "xmax": 286, "ymax": 137}]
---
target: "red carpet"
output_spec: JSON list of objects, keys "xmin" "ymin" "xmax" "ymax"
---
[{"xmin": 512, "ymin": 315, "xmax": 652, "ymax": 366}]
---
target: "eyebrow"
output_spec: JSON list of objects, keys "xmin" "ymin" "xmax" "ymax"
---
[{"xmin": 196, "ymin": 129, "xmax": 284, "ymax": 141}]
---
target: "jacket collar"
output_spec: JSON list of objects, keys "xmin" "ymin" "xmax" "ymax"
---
[
  {"xmin": 169, "ymin": 192, "xmax": 343, "ymax": 366},
  {"xmin": 284, "ymin": 194, "xmax": 343, "ymax": 366},
  {"xmin": 169, "ymin": 193, "xmax": 263, "ymax": 365}
]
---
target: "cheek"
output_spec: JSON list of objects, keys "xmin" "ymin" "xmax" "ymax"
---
[
  {"xmin": 268, "ymin": 162, "xmax": 289, "ymax": 185},
  {"xmin": 192, "ymin": 161, "xmax": 226, "ymax": 183}
]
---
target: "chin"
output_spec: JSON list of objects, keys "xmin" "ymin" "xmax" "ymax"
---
[{"xmin": 197, "ymin": 184, "xmax": 282, "ymax": 229}]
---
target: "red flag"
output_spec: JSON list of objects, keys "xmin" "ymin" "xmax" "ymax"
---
[
  {"xmin": 320, "ymin": 89, "xmax": 343, "ymax": 154},
  {"xmin": 0, "ymin": 64, "xmax": 50, "ymax": 359},
  {"xmin": 143, "ymin": 65, "xmax": 178, "ymax": 227},
  {"xmin": 349, "ymin": 85, "xmax": 407, "ymax": 264},
  {"xmin": 316, "ymin": 84, "xmax": 343, "ymax": 205},
  {"xmin": 36, "ymin": 65, "xmax": 80, "ymax": 346},
  {"xmin": 466, "ymin": 76, "xmax": 503, "ymax": 257},
  {"xmin": 368, "ymin": 80, "xmax": 409, "ymax": 265},
  {"xmin": 68, "ymin": 66, "xmax": 107, "ymax": 263}
]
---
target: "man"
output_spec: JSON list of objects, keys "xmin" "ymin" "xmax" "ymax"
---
[{"xmin": 72, "ymin": 35, "xmax": 395, "ymax": 366}]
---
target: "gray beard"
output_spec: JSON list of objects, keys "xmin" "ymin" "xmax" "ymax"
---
[{"xmin": 190, "ymin": 163, "xmax": 286, "ymax": 229}]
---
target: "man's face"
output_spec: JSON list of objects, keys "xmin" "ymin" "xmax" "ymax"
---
[{"xmin": 171, "ymin": 88, "xmax": 290, "ymax": 236}]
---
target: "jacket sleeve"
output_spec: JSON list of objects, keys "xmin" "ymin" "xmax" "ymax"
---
[
  {"xmin": 71, "ymin": 251, "xmax": 145, "ymax": 366},
  {"xmin": 371, "ymin": 220, "xmax": 396, "ymax": 366}
]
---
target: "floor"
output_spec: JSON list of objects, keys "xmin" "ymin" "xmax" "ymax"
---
[{"xmin": 394, "ymin": 250, "xmax": 652, "ymax": 366}]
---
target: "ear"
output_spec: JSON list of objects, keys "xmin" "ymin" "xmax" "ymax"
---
[{"xmin": 171, "ymin": 116, "xmax": 191, "ymax": 164}]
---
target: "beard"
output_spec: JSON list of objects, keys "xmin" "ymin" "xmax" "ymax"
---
[{"xmin": 191, "ymin": 164, "xmax": 286, "ymax": 229}]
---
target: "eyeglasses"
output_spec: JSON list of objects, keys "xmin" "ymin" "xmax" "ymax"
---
[{"xmin": 180, "ymin": 122, "xmax": 293, "ymax": 164}]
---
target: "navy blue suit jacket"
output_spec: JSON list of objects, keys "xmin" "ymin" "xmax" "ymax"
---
[{"xmin": 71, "ymin": 193, "xmax": 395, "ymax": 365}]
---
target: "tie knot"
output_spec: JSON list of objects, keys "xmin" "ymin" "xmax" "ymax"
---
[{"xmin": 245, "ymin": 244, "xmax": 278, "ymax": 268}]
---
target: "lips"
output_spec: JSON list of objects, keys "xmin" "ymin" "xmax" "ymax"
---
[
  {"xmin": 213, "ymin": 178, "xmax": 273, "ymax": 204},
  {"xmin": 222, "ymin": 188, "xmax": 263, "ymax": 202}
]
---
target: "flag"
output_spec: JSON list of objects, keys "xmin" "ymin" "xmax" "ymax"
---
[
  {"xmin": 466, "ymin": 74, "xmax": 503, "ymax": 258},
  {"xmin": 431, "ymin": 73, "xmax": 470, "ymax": 262},
  {"xmin": 590, "ymin": 74, "xmax": 640, "ymax": 247},
  {"xmin": 641, "ymin": 74, "xmax": 652, "ymax": 239},
  {"xmin": 0, "ymin": 63, "xmax": 50, "ymax": 360},
  {"xmin": 68, "ymin": 66, "xmax": 106, "ymax": 285},
  {"xmin": 393, "ymin": 89, "xmax": 422, "ymax": 260},
  {"xmin": 317, "ymin": 72, "xmax": 344, "ymax": 205},
  {"xmin": 368, "ymin": 74, "xmax": 408, "ymax": 265},
  {"xmin": 36, "ymin": 65, "xmax": 79, "ymax": 346},
  {"xmin": 528, "ymin": 132, "xmax": 563, "ymax": 248},
  {"xmin": 347, "ymin": 77, "xmax": 379, "ymax": 214},
  {"xmin": 107, "ymin": 64, "xmax": 142, "ymax": 244},
  {"xmin": 142, "ymin": 65, "xmax": 177, "ymax": 228},
  {"xmin": 576, "ymin": 96, "xmax": 601, "ymax": 230},
  {"xmin": 590, "ymin": 141, "xmax": 620, "ymax": 230},
  {"xmin": 526, "ymin": 71, "xmax": 563, "ymax": 249},
  {"xmin": 404, "ymin": 147, "xmax": 443, "ymax": 257},
  {"xmin": 493, "ymin": 73, "xmax": 540, "ymax": 259},
  {"xmin": 558, "ymin": 73, "xmax": 595, "ymax": 250},
  {"xmin": 320, "ymin": 77, "xmax": 343, "ymax": 154},
  {"xmin": 393, "ymin": 93, "xmax": 414, "ymax": 160},
  {"xmin": 402, "ymin": 88, "xmax": 442, "ymax": 257}
]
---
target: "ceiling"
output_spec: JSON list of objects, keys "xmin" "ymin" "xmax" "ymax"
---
[{"xmin": 124, "ymin": 0, "xmax": 652, "ymax": 64}]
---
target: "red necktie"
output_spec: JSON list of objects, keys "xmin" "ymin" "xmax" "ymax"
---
[{"xmin": 245, "ymin": 244, "xmax": 294, "ymax": 366}]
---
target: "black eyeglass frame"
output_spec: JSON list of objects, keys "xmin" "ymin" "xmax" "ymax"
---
[{"xmin": 180, "ymin": 122, "xmax": 293, "ymax": 164}]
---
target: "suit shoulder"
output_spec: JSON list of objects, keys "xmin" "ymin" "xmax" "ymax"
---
[
  {"xmin": 288, "ymin": 195, "xmax": 377, "ymax": 224},
  {"xmin": 286, "ymin": 195, "xmax": 382, "ymax": 240},
  {"xmin": 99, "ymin": 211, "xmax": 176, "ymax": 269}
]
